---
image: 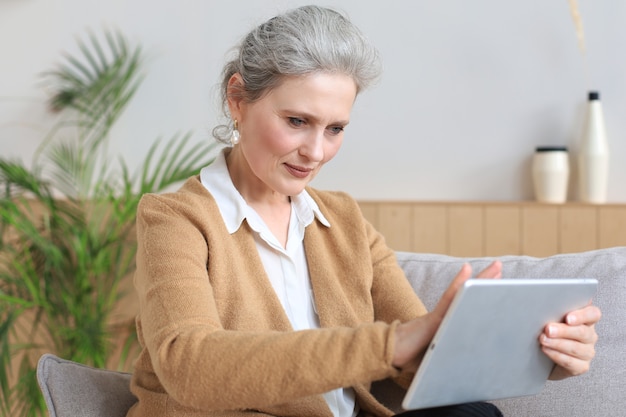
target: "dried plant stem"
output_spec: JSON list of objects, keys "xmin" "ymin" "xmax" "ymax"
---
[
  {"xmin": 568, "ymin": 0, "xmax": 586, "ymax": 54},
  {"xmin": 567, "ymin": 0, "xmax": 592, "ymax": 89}
]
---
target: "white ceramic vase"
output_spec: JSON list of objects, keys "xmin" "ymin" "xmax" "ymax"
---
[
  {"xmin": 533, "ymin": 147, "xmax": 570, "ymax": 203},
  {"xmin": 578, "ymin": 91, "xmax": 609, "ymax": 204}
]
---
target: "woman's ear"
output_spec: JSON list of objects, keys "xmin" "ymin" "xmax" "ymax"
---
[{"xmin": 226, "ymin": 73, "xmax": 245, "ymax": 121}]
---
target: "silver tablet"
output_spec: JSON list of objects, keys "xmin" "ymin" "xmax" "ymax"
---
[{"xmin": 402, "ymin": 278, "xmax": 598, "ymax": 411}]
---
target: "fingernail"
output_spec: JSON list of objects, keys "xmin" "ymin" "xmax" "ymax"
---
[
  {"xmin": 566, "ymin": 314, "xmax": 577, "ymax": 325},
  {"xmin": 547, "ymin": 324, "xmax": 556, "ymax": 337}
]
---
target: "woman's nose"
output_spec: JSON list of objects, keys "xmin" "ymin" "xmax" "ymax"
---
[{"xmin": 299, "ymin": 131, "xmax": 324, "ymax": 162}]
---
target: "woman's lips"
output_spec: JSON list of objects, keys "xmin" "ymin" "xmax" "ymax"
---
[{"xmin": 284, "ymin": 163, "xmax": 313, "ymax": 179}]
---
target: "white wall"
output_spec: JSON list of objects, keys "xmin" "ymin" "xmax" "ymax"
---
[{"xmin": 1, "ymin": 0, "xmax": 624, "ymax": 201}]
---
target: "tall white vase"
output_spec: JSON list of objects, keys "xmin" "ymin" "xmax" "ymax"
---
[{"xmin": 578, "ymin": 91, "xmax": 609, "ymax": 204}]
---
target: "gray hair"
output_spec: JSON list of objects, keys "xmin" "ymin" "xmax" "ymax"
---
[{"xmin": 212, "ymin": 5, "xmax": 382, "ymax": 144}]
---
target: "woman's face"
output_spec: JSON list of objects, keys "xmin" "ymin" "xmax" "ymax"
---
[{"xmin": 227, "ymin": 72, "xmax": 357, "ymax": 200}]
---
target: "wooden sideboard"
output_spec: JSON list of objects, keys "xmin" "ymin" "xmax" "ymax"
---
[{"xmin": 357, "ymin": 201, "xmax": 626, "ymax": 257}]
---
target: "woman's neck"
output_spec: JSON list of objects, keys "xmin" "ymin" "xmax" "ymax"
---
[{"xmin": 225, "ymin": 148, "xmax": 292, "ymax": 247}]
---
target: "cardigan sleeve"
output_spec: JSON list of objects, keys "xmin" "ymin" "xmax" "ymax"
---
[
  {"xmin": 134, "ymin": 193, "xmax": 402, "ymax": 412},
  {"xmin": 367, "ymin": 218, "xmax": 428, "ymax": 323},
  {"xmin": 365, "ymin": 217, "xmax": 429, "ymax": 388}
]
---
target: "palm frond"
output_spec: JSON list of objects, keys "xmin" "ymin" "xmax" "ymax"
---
[
  {"xmin": 0, "ymin": 160, "xmax": 49, "ymax": 200},
  {"xmin": 136, "ymin": 133, "xmax": 218, "ymax": 194},
  {"xmin": 0, "ymin": 310, "xmax": 16, "ymax": 415},
  {"xmin": 1, "ymin": 27, "xmax": 218, "ymax": 414},
  {"xmin": 40, "ymin": 28, "xmax": 144, "ymax": 162},
  {"xmin": 44, "ymin": 141, "xmax": 83, "ymax": 197}
]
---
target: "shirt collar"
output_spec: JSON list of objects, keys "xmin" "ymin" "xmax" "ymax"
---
[{"xmin": 200, "ymin": 148, "xmax": 331, "ymax": 234}]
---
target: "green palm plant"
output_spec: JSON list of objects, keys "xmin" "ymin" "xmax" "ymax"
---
[{"xmin": 0, "ymin": 30, "xmax": 217, "ymax": 416}]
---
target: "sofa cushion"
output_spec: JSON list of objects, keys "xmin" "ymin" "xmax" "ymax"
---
[
  {"xmin": 37, "ymin": 353, "xmax": 137, "ymax": 417},
  {"xmin": 394, "ymin": 247, "xmax": 626, "ymax": 417}
]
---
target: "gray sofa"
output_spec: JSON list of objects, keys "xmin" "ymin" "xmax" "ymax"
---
[
  {"xmin": 38, "ymin": 247, "xmax": 625, "ymax": 417},
  {"xmin": 374, "ymin": 246, "xmax": 625, "ymax": 416}
]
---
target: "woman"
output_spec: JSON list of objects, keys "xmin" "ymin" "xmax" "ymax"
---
[{"xmin": 128, "ymin": 6, "xmax": 600, "ymax": 417}]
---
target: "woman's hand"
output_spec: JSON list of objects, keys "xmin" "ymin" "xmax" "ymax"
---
[
  {"xmin": 542, "ymin": 304, "xmax": 602, "ymax": 380},
  {"xmin": 392, "ymin": 261, "xmax": 502, "ymax": 372}
]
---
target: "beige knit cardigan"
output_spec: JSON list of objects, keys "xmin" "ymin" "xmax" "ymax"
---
[{"xmin": 127, "ymin": 176, "xmax": 427, "ymax": 417}]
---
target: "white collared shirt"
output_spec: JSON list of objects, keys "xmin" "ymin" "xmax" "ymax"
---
[{"xmin": 199, "ymin": 149, "xmax": 357, "ymax": 417}]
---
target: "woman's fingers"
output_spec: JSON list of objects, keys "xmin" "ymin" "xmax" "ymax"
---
[
  {"xmin": 543, "ymin": 304, "xmax": 601, "ymax": 380},
  {"xmin": 476, "ymin": 260, "xmax": 503, "ymax": 279},
  {"xmin": 393, "ymin": 263, "xmax": 473, "ymax": 370},
  {"xmin": 432, "ymin": 263, "xmax": 472, "ymax": 318},
  {"xmin": 393, "ymin": 260, "xmax": 503, "ymax": 372},
  {"xmin": 564, "ymin": 304, "xmax": 602, "ymax": 327}
]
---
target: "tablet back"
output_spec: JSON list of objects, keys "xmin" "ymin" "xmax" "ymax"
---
[{"xmin": 402, "ymin": 278, "xmax": 597, "ymax": 411}]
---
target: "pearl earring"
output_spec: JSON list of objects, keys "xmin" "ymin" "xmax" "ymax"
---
[{"xmin": 230, "ymin": 120, "xmax": 240, "ymax": 146}]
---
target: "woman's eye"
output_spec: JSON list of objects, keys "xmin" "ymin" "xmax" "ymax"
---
[
  {"xmin": 328, "ymin": 126, "xmax": 344, "ymax": 135},
  {"xmin": 288, "ymin": 117, "xmax": 305, "ymax": 127}
]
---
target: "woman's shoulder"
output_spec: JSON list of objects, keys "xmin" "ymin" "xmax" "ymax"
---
[
  {"xmin": 305, "ymin": 187, "xmax": 358, "ymax": 208},
  {"xmin": 138, "ymin": 175, "xmax": 217, "ymax": 216},
  {"xmin": 305, "ymin": 187, "xmax": 363, "ymax": 224},
  {"xmin": 305, "ymin": 187, "xmax": 362, "ymax": 215}
]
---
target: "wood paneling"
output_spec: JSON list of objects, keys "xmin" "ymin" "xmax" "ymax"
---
[
  {"xmin": 449, "ymin": 205, "xmax": 483, "ymax": 257},
  {"xmin": 598, "ymin": 207, "xmax": 626, "ymax": 248},
  {"xmin": 378, "ymin": 203, "xmax": 412, "ymax": 250},
  {"xmin": 358, "ymin": 202, "xmax": 378, "ymax": 228},
  {"xmin": 560, "ymin": 206, "xmax": 597, "ymax": 253},
  {"xmin": 522, "ymin": 206, "xmax": 559, "ymax": 257},
  {"xmin": 412, "ymin": 205, "xmax": 447, "ymax": 254},
  {"xmin": 485, "ymin": 205, "xmax": 521, "ymax": 256},
  {"xmin": 357, "ymin": 201, "xmax": 626, "ymax": 257}
]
